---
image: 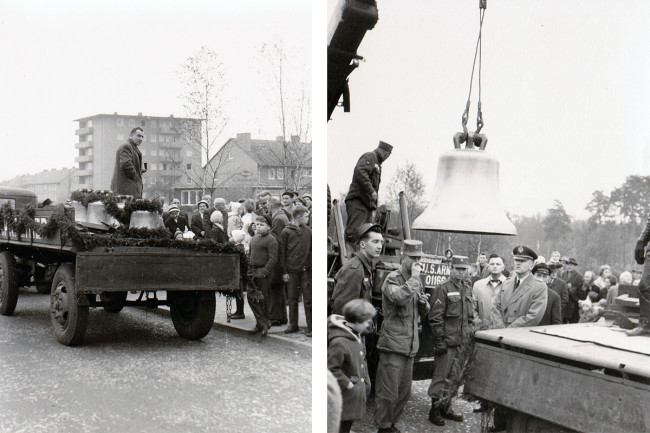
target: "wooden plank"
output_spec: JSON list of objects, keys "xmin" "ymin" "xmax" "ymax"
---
[
  {"xmin": 465, "ymin": 343, "xmax": 650, "ymax": 433},
  {"xmin": 76, "ymin": 249, "xmax": 240, "ymax": 292}
]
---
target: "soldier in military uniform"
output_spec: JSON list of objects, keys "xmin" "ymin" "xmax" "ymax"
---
[
  {"xmin": 344, "ymin": 141, "xmax": 393, "ymax": 246},
  {"xmin": 630, "ymin": 217, "xmax": 650, "ymax": 335},
  {"xmin": 374, "ymin": 239, "xmax": 430, "ymax": 433},
  {"xmin": 427, "ymin": 255, "xmax": 474, "ymax": 426},
  {"xmin": 330, "ymin": 223, "xmax": 383, "ymax": 315}
]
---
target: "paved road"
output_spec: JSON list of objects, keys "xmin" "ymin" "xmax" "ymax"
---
[
  {"xmin": 0, "ymin": 289, "xmax": 311, "ymax": 433},
  {"xmin": 349, "ymin": 382, "xmax": 491, "ymax": 433}
]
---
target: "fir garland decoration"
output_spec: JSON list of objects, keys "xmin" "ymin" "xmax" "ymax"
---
[
  {"xmin": 69, "ymin": 189, "xmax": 111, "ymax": 207},
  {"xmin": 0, "ymin": 202, "xmax": 13, "ymax": 229}
]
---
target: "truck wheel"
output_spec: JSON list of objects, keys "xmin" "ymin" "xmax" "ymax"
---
[
  {"xmin": 100, "ymin": 292, "xmax": 128, "ymax": 313},
  {"xmin": 169, "ymin": 291, "xmax": 216, "ymax": 340},
  {"xmin": 0, "ymin": 251, "xmax": 19, "ymax": 316},
  {"xmin": 50, "ymin": 264, "xmax": 88, "ymax": 346}
]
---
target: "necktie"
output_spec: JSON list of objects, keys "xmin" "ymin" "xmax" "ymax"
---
[{"xmin": 514, "ymin": 278, "xmax": 520, "ymax": 290}]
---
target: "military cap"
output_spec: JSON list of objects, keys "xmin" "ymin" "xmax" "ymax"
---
[
  {"xmin": 548, "ymin": 261, "xmax": 563, "ymax": 269},
  {"xmin": 357, "ymin": 223, "xmax": 382, "ymax": 240},
  {"xmin": 559, "ymin": 256, "xmax": 569, "ymax": 264},
  {"xmin": 512, "ymin": 245, "xmax": 538, "ymax": 261},
  {"xmin": 568, "ymin": 257, "xmax": 578, "ymax": 266},
  {"xmin": 532, "ymin": 263, "xmax": 550, "ymax": 276},
  {"xmin": 378, "ymin": 140, "xmax": 393, "ymax": 153},
  {"xmin": 451, "ymin": 255, "xmax": 471, "ymax": 269},
  {"xmin": 292, "ymin": 204, "xmax": 309, "ymax": 218},
  {"xmin": 402, "ymin": 239, "xmax": 423, "ymax": 256}
]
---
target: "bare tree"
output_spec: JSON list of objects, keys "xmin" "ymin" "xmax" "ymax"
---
[
  {"xmin": 259, "ymin": 41, "xmax": 312, "ymax": 192},
  {"xmin": 173, "ymin": 46, "xmax": 230, "ymax": 196},
  {"xmin": 386, "ymin": 161, "xmax": 428, "ymax": 223}
]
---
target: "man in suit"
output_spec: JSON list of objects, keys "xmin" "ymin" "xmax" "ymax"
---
[
  {"xmin": 533, "ymin": 263, "xmax": 562, "ymax": 326},
  {"xmin": 489, "ymin": 245, "xmax": 547, "ymax": 329},
  {"xmin": 110, "ymin": 127, "xmax": 146, "ymax": 198},
  {"xmin": 473, "ymin": 254, "xmax": 507, "ymax": 330},
  {"xmin": 330, "ymin": 223, "xmax": 383, "ymax": 315},
  {"xmin": 344, "ymin": 141, "xmax": 392, "ymax": 246},
  {"xmin": 563, "ymin": 257, "xmax": 583, "ymax": 323},
  {"xmin": 546, "ymin": 262, "xmax": 569, "ymax": 322}
]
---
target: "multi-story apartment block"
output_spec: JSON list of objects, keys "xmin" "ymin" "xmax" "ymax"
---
[{"xmin": 73, "ymin": 113, "xmax": 203, "ymax": 200}]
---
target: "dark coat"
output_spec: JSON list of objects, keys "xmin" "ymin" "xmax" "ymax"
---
[
  {"xmin": 489, "ymin": 274, "xmax": 547, "ymax": 328},
  {"xmin": 540, "ymin": 287, "xmax": 562, "ymax": 326},
  {"xmin": 331, "ymin": 253, "xmax": 374, "ymax": 315},
  {"xmin": 547, "ymin": 277, "xmax": 569, "ymax": 320},
  {"xmin": 278, "ymin": 223, "xmax": 311, "ymax": 274},
  {"xmin": 345, "ymin": 150, "xmax": 382, "ymax": 210},
  {"xmin": 564, "ymin": 269, "xmax": 583, "ymax": 320},
  {"xmin": 428, "ymin": 276, "xmax": 474, "ymax": 347},
  {"xmin": 249, "ymin": 233, "xmax": 278, "ymax": 279},
  {"xmin": 191, "ymin": 210, "xmax": 211, "ymax": 237},
  {"xmin": 376, "ymin": 267, "xmax": 430, "ymax": 357},
  {"xmin": 271, "ymin": 209, "xmax": 289, "ymax": 239},
  {"xmin": 164, "ymin": 215, "xmax": 189, "ymax": 235},
  {"xmin": 327, "ymin": 315, "xmax": 371, "ymax": 421},
  {"xmin": 110, "ymin": 140, "xmax": 143, "ymax": 198}
]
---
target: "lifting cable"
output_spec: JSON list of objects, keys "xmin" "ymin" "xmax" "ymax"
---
[{"xmin": 461, "ymin": 0, "xmax": 487, "ymax": 139}]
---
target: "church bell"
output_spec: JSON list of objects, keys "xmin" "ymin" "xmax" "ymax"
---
[{"xmin": 412, "ymin": 134, "xmax": 517, "ymax": 236}]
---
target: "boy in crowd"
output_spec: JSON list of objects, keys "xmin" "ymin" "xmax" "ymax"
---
[
  {"xmin": 327, "ymin": 299, "xmax": 375, "ymax": 433},
  {"xmin": 247, "ymin": 214, "xmax": 278, "ymax": 336},
  {"xmin": 280, "ymin": 205, "xmax": 312, "ymax": 336}
]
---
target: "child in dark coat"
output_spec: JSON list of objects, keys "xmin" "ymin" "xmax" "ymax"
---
[
  {"xmin": 327, "ymin": 299, "xmax": 376, "ymax": 433},
  {"xmin": 247, "ymin": 214, "xmax": 278, "ymax": 336}
]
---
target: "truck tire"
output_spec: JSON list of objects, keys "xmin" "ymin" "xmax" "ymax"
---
[
  {"xmin": 99, "ymin": 292, "xmax": 128, "ymax": 313},
  {"xmin": 169, "ymin": 290, "xmax": 216, "ymax": 340},
  {"xmin": 0, "ymin": 251, "xmax": 19, "ymax": 316},
  {"xmin": 50, "ymin": 264, "xmax": 89, "ymax": 346}
]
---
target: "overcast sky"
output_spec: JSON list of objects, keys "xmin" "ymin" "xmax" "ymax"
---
[
  {"xmin": 327, "ymin": 0, "xmax": 650, "ymax": 219},
  {"xmin": 0, "ymin": 0, "xmax": 311, "ymax": 182}
]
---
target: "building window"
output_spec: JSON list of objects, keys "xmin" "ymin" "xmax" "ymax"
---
[
  {"xmin": 87, "ymin": 162, "xmax": 93, "ymax": 170},
  {"xmin": 151, "ymin": 120, "xmax": 157, "ymax": 128},
  {"xmin": 150, "ymin": 163, "xmax": 157, "ymax": 171},
  {"xmin": 129, "ymin": 119, "xmax": 135, "ymax": 127},
  {"xmin": 87, "ymin": 120, "xmax": 92, "ymax": 127},
  {"xmin": 181, "ymin": 190, "xmax": 201, "ymax": 206},
  {"xmin": 151, "ymin": 149, "xmax": 157, "ymax": 157},
  {"xmin": 186, "ymin": 176, "xmax": 192, "ymax": 185},
  {"xmin": 150, "ymin": 134, "xmax": 157, "ymax": 143},
  {"xmin": 141, "ymin": 120, "xmax": 145, "ymax": 127},
  {"xmin": 276, "ymin": 168, "xmax": 284, "ymax": 180},
  {"xmin": 87, "ymin": 134, "xmax": 93, "ymax": 142},
  {"xmin": 117, "ymin": 133, "xmax": 125, "ymax": 141},
  {"xmin": 117, "ymin": 118, "xmax": 124, "ymax": 126},
  {"xmin": 186, "ymin": 163, "xmax": 192, "ymax": 170},
  {"xmin": 268, "ymin": 168, "xmax": 275, "ymax": 180}
]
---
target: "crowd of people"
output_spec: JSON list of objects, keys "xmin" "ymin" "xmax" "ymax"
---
[
  {"xmin": 161, "ymin": 190, "xmax": 313, "ymax": 337},
  {"xmin": 327, "ymin": 230, "xmax": 644, "ymax": 433}
]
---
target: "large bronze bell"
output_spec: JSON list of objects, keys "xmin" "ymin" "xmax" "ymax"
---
[{"xmin": 412, "ymin": 134, "xmax": 517, "ymax": 236}]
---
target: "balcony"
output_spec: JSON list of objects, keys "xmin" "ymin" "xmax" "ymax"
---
[
  {"xmin": 75, "ymin": 140, "xmax": 93, "ymax": 149},
  {"xmin": 75, "ymin": 126, "xmax": 94, "ymax": 136},
  {"xmin": 75, "ymin": 154, "xmax": 93, "ymax": 163},
  {"xmin": 77, "ymin": 169, "xmax": 93, "ymax": 177}
]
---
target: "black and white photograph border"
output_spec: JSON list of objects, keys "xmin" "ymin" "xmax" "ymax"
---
[
  {"xmin": 327, "ymin": 1, "xmax": 650, "ymax": 433},
  {"xmin": 0, "ymin": 1, "xmax": 314, "ymax": 432}
]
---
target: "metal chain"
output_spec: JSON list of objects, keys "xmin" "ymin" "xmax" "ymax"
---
[
  {"xmin": 462, "ymin": 2, "xmax": 487, "ymax": 137},
  {"xmin": 226, "ymin": 295, "xmax": 233, "ymax": 323}
]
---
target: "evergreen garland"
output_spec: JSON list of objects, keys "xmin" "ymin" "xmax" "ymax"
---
[{"xmin": 69, "ymin": 189, "xmax": 111, "ymax": 207}]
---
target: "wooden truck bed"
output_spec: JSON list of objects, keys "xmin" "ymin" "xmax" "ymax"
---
[{"xmin": 465, "ymin": 323, "xmax": 650, "ymax": 433}]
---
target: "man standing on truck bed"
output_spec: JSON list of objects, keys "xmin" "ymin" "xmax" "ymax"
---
[
  {"xmin": 111, "ymin": 127, "xmax": 146, "ymax": 199},
  {"xmin": 330, "ymin": 223, "xmax": 383, "ymax": 315},
  {"xmin": 344, "ymin": 141, "xmax": 392, "ymax": 247},
  {"xmin": 374, "ymin": 239, "xmax": 430, "ymax": 433},
  {"xmin": 427, "ymin": 255, "xmax": 474, "ymax": 426},
  {"xmin": 630, "ymin": 215, "xmax": 650, "ymax": 335}
]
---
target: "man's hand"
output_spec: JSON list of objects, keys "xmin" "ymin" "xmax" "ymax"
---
[
  {"xmin": 411, "ymin": 262, "xmax": 422, "ymax": 277},
  {"xmin": 417, "ymin": 291, "xmax": 429, "ymax": 305},
  {"xmin": 141, "ymin": 168, "xmax": 147, "ymax": 174},
  {"xmin": 371, "ymin": 191, "xmax": 378, "ymax": 202},
  {"xmin": 283, "ymin": 274, "xmax": 290, "ymax": 283},
  {"xmin": 635, "ymin": 240, "xmax": 646, "ymax": 265},
  {"xmin": 434, "ymin": 339, "xmax": 447, "ymax": 356}
]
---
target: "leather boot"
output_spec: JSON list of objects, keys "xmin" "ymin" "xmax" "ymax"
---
[
  {"xmin": 626, "ymin": 325, "xmax": 650, "ymax": 336},
  {"xmin": 428, "ymin": 400, "xmax": 445, "ymax": 426},
  {"xmin": 441, "ymin": 405, "xmax": 464, "ymax": 422}
]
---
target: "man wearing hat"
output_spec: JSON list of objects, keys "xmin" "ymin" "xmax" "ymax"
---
[
  {"xmin": 489, "ymin": 246, "xmax": 548, "ymax": 329},
  {"xmin": 164, "ymin": 205, "xmax": 189, "ymax": 235},
  {"xmin": 344, "ymin": 141, "xmax": 393, "ymax": 247},
  {"xmin": 330, "ymin": 223, "xmax": 383, "ymax": 315},
  {"xmin": 546, "ymin": 262, "xmax": 568, "ymax": 322},
  {"xmin": 427, "ymin": 255, "xmax": 474, "ymax": 426},
  {"xmin": 533, "ymin": 263, "xmax": 562, "ymax": 326},
  {"xmin": 374, "ymin": 239, "xmax": 430, "ymax": 433}
]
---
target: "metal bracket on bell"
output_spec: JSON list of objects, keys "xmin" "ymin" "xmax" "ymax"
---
[{"xmin": 452, "ymin": 132, "xmax": 488, "ymax": 150}]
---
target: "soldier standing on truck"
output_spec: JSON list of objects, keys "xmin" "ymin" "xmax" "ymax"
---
[
  {"xmin": 374, "ymin": 239, "xmax": 430, "ymax": 433},
  {"xmin": 427, "ymin": 255, "xmax": 474, "ymax": 426},
  {"xmin": 630, "ymin": 216, "xmax": 650, "ymax": 336},
  {"xmin": 344, "ymin": 141, "xmax": 392, "ymax": 247},
  {"xmin": 110, "ymin": 127, "xmax": 146, "ymax": 199},
  {"xmin": 330, "ymin": 223, "xmax": 383, "ymax": 315}
]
